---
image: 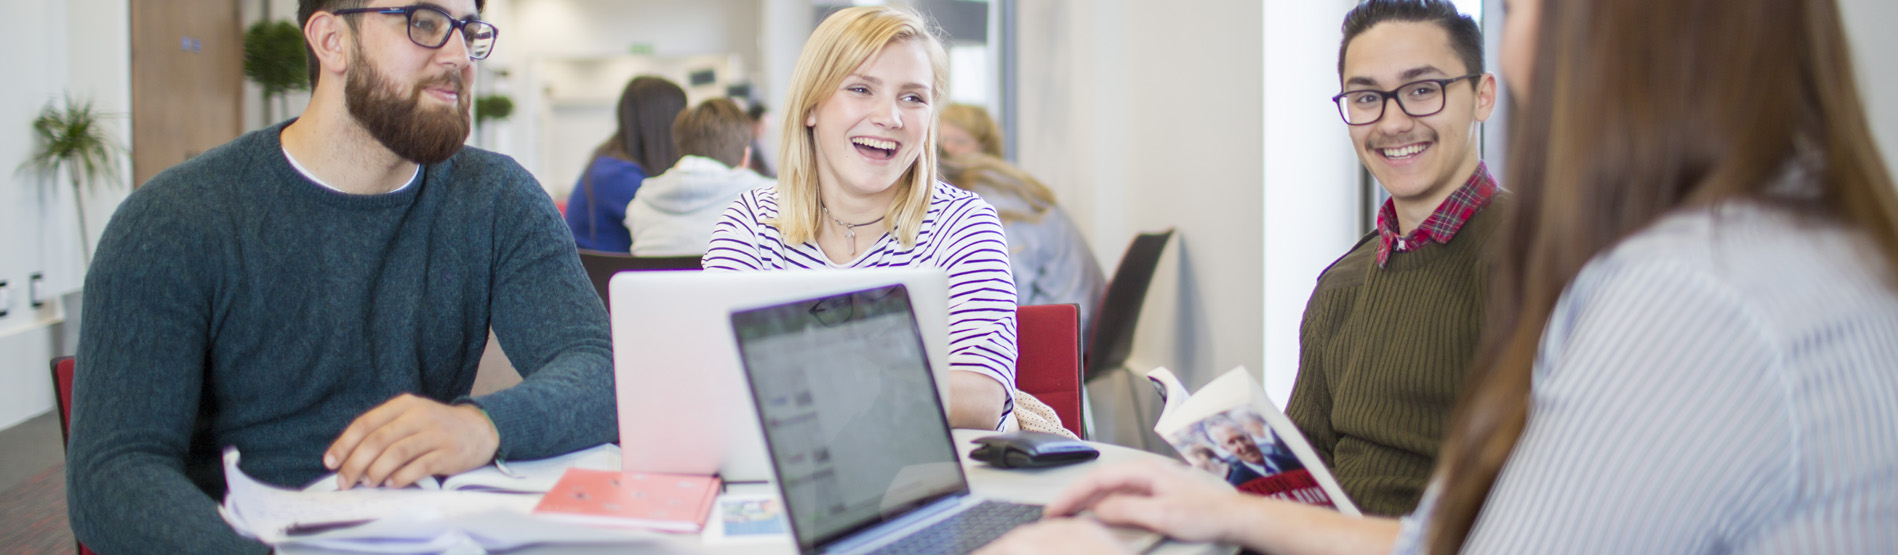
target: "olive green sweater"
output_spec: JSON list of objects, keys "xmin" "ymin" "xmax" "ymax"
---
[{"xmin": 1283, "ymin": 203, "xmax": 1503, "ymax": 516}]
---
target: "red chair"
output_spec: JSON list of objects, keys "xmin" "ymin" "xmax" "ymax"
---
[
  {"xmin": 51, "ymin": 357, "xmax": 75, "ymax": 450},
  {"xmin": 1015, "ymin": 304, "xmax": 1085, "ymax": 439},
  {"xmin": 50, "ymin": 356, "xmax": 98, "ymax": 555}
]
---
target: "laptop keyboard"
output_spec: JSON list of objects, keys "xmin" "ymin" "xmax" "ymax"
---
[{"xmin": 868, "ymin": 500, "xmax": 1044, "ymax": 555}]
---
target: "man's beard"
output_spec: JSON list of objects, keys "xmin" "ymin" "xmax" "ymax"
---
[{"xmin": 344, "ymin": 50, "xmax": 471, "ymax": 165}]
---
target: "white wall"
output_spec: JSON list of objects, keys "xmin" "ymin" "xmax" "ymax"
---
[
  {"xmin": 1260, "ymin": 0, "xmax": 1366, "ymax": 408},
  {"xmin": 0, "ymin": 0, "xmax": 131, "ymax": 430},
  {"xmin": 1015, "ymin": 0, "xmax": 1273, "ymax": 448},
  {"xmin": 481, "ymin": 0, "xmax": 767, "ymax": 196},
  {"xmin": 1841, "ymin": 0, "xmax": 1898, "ymax": 169}
]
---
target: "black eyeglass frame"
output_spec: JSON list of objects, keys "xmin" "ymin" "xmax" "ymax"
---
[
  {"xmin": 330, "ymin": 5, "xmax": 499, "ymax": 60},
  {"xmin": 1331, "ymin": 73, "xmax": 1483, "ymax": 126}
]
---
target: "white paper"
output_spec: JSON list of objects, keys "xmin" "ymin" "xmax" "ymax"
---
[
  {"xmin": 219, "ymin": 446, "xmax": 660, "ymax": 551},
  {"xmin": 298, "ymin": 443, "xmax": 621, "ymax": 494}
]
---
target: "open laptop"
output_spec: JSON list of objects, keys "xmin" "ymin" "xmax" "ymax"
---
[
  {"xmin": 730, "ymin": 283, "xmax": 1042, "ymax": 555},
  {"xmin": 609, "ymin": 268, "xmax": 949, "ymax": 482}
]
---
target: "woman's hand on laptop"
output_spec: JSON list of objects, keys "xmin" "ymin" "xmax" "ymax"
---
[
  {"xmin": 1042, "ymin": 460, "xmax": 1247, "ymax": 544},
  {"xmin": 323, "ymin": 394, "xmax": 501, "ymax": 489},
  {"xmin": 976, "ymin": 517, "xmax": 1131, "ymax": 555},
  {"xmin": 1040, "ymin": 460, "xmax": 1404, "ymax": 555}
]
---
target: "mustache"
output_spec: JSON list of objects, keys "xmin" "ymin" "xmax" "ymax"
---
[
  {"xmin": 1370, "ymin": 131, "xmax": 1436, "ymax": 149},
  {"xmin": 415, "ymin": 72, "xmax": 466, "ymax": 96}
]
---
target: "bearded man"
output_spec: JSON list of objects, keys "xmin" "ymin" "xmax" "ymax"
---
[{"xmin": 65, "ymin": 1, "xmax": 618, "ymax": 552}]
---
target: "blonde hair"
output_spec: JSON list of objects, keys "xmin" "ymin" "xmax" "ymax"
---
[
  {"xmin": 940, "ymin": 103, "xmax": 1004, "ymax": 157},
  {"xmin": 772, "ymin": 5, "xmax": 949, "ymax": 248},
  {"xmin": 939, "ymin": 152, "xmax": 1056, "ymax": 224}
]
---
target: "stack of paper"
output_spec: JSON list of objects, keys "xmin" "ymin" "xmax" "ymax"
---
[{"xmin": 217, "ymin": 447, "xmax": 664, "ymax": 552}]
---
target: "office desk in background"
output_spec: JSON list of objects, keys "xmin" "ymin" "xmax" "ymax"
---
[{"xmin": 282, "ymin": 429, "xmax": 1233, "ymax": 555}]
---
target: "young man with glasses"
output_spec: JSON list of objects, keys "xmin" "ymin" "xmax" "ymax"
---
[
  {"xmin": 1280, "ymin": 0, "xmax": 1503, "ymax": 516},
  {"xmin": 67, "ymin": 1, "xmax": 613, "ymax": 552}
]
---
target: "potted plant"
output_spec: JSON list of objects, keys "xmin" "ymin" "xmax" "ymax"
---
[
  {"xmin": 244, "ymin": 19, "xmax": 309, "ymax": 123},
  {"xmin": 476, "ymin": 94, "xmax": 514, "ymax": 124},
  {"xmin": 475, "ymin": 93, "xmax": 514, "ymax": 147},
  {"xmin": 22, "ymin": 96, "xmax": 125, "ymax": 265}
]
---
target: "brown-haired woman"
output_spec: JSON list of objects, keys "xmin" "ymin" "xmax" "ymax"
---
[
  {"xmin": 563, "ymin": 75, "xmax": 688, "ymax": 252},
  {"xmin": 979, "ymin": 0, "xmax": 1898, "ymax": 553}
]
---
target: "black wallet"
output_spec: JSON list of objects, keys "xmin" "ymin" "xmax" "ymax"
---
[{"xmin": 968, "ymin": 431, "xmax": 1100, "ymax": 469}]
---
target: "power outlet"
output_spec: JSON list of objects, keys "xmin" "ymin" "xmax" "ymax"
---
[
  {"xmin": 30, "ymin": 272, "xmax": 46, "ymax": 308},
  {"xmin": 0, "ymin": 279, "xmax": 9, "ymax": 318}
]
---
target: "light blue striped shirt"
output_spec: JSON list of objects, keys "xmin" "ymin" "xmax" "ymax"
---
[
  {"xmin": 704, "ymin": 182, "xmax": 1021, "ymax": 430},
  {"xmin": 1395, "ymin": 200, "xmax": 1898, "ymax": 553}
]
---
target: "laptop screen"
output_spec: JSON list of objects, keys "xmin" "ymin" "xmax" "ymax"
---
[{"xmin": 731, "ymin": 284, "xmax": 969, "ymax": 552}]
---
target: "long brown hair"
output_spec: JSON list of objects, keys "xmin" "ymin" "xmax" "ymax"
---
[
  {"xmin": 593, "ymin": 76, "xmax": 687, "ymax": 174},
  {"xmin": 1426, "ymin": 0, "xmax": 1898, "ymax": 552},
  {"xmin": 579, "ymin": 76, "xmax": 685, "ymax": 243}
]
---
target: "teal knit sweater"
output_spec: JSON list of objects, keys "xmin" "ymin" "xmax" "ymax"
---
[{"xmin": 66, "ymin": 121, "xmax": 617, "ymax": 553}]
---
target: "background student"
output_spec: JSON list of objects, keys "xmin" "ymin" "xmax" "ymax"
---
[
  {"xmin": 703, "ymin": 5, "xmax": 1021, "ymax": 431},
  {"xmin": 563, "ymin": 75, "xmax": 687, "ymax": 252},
  {"xmin": 938, "ymin": 102, "xmax": 1004, "ymax": 159},
  {"xmin": 939, "ymin": 148, "xmax": 1106, "ymax": 337},
  {"xmin": 626, "ymin": 98, "xmax": 775, "ymax": 256},
  {"xmin": 979, "ymin": 0, "xmax": 1898, "ymax": 552}
]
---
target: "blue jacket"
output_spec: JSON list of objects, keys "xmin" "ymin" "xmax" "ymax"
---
[{"xmin": 563, "ymin": 156, "xmax": 648, "ymax": 252}]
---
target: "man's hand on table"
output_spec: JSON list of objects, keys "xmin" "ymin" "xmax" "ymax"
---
[{"xmin": 324, "ymin": 394, "xmax": 501, "ymax": 489}]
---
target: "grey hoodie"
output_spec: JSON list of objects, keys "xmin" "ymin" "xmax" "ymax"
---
[{"xmin": 625, "ymin": 155, "xmax": 775, "ymax": 256}]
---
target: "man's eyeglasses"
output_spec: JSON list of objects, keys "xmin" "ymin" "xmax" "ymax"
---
[
  {"xmin": 331, "ymin": 5, "xmax": 499, "ymax": 60},
  {"xmin": 1331, "ymin": 73, "xmax": 1481, "ymax": 126}
]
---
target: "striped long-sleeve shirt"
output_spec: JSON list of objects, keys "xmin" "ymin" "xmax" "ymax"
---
[
  {"xmin": 1392, "ymin": 200, "xmax": 1898, "ymax": 553},
  {"xmin": 704, "ymin": 182, "xmax": 1021, "ymax": 430}
]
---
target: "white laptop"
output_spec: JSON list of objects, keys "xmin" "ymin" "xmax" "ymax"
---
[
  {"xmin": 729, "ymin": 283, "xmax": 1041, "ymax": 555},
  {"xmin": 609, "ymin": 268, "xmax": 949, "ymax": 482}
]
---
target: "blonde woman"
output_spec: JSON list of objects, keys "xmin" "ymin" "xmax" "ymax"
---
[
  {"xmin": 940, "ymin": 152, "xmax": 1105, "ymax": 336},
  {"xmin": 704, "ymin": 6, "xmax": 1019, "ymax": 431}
]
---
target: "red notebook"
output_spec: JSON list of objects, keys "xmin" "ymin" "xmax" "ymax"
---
[{"xmin": 532, "ymin": 469, "xmax": 722, "ymax": 533}]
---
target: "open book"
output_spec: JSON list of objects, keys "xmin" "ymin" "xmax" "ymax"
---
[
  {"xmin": 218, "ymin": 446, "xmax": 660, "ymax": 552},
  {"xmin": 299, "ymin": 443, "xmax": 619, "ymax": 494},
  {"xmin": 1148, "ymin": 367, "xmax": 1360, "ymax": 516}
]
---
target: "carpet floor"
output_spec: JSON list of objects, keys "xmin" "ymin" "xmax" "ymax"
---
[{"xmin": 0, "ymin": 462, "xmax": 75, "ymax": 555}]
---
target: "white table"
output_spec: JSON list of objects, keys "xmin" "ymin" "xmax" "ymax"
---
[{"xmin": 284, "ymin": 430, "xmax": 1232, "ymax": 554}]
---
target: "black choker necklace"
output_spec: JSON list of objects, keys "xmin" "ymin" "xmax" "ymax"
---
[{"xmin": 821, "ymin": 203, "xmax": 885, "ymax": 257}]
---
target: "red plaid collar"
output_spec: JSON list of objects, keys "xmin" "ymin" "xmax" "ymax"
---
[{"xmin": 1374, "ymin": 162, "xmax": 1498, "ymax": 267}]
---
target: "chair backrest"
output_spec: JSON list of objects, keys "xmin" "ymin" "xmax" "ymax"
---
[
  {"xmin": 576, "ymin": 249, "xmax": 703, "ymax": 310},
  {"xmin": 1084, "ymin": 228, "xmax": 1175, "ymax": 382},
  {"xmin": 51, "ymin": 356, "xmax": 75, "ymax": 450},
  {"xmin": 1015, "ymin": 304, "xmax": 1085, "ymax": 439}
]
